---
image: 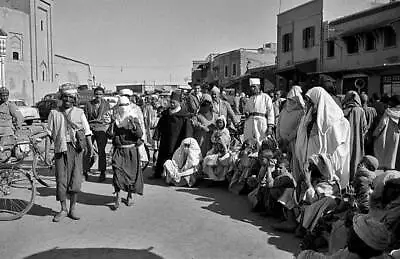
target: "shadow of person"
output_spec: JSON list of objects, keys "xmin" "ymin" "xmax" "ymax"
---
[
  {"xmin": 24, "ymin": 247, "xmax": 164, "ymax": 259},
  {"xmin": 27, "ymin": 203, "xmax": 58, "ymax": 217},
  {"xmin": 36, "ymin": 187, "xmax": 115, "ymax": 206}
]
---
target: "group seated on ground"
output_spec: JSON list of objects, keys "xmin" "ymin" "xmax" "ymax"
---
[{"xmin": 160, "ymin": 130, "xmax": 400, "ymax": 258}]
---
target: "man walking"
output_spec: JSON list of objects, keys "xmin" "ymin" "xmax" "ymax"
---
[
  {"xmin": 48, "ymin": 83, "xmax": 94, "ymax": 222},
  {"xmin": 243, "ymin": 78, "xmax": 274, "ymax": 147},
  {"xmin": 84, "ymin": 86, "xmax": 111, "ymax": 182}
]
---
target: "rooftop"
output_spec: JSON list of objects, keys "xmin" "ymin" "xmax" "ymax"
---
[{"xmin": 330, "ymin": 1, "xmax": 400, "ymax": 25}]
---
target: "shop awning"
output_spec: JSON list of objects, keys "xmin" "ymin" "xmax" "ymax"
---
[{"xmin": 276, "ymin": 59, "xmax": 317, "ymax": 78}]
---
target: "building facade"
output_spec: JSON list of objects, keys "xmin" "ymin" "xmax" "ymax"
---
[
  {"xmin": 276, "ymin": 0, "xmax": 400, "ymax": 96},
  {"xmin": 276, "ymin": 0, "xmax": 323, "ymax": 91},
  {"xmin": 54, "ymin": 54, "xmax": 93, "ymax": 88},
  {"xmin": 322, "ymin": 1, "xmax": 400, "ymax": 96},
  {"xmin": 0, "ymin": 0, "xmax": 55, "ymax": 105},
  {"xmin": 191, "ymin": 44, "xmax": 276, "ymax": 93}
]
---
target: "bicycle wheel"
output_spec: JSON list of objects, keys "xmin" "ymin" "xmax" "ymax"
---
[
  {"xmin": 0, "ymin": 167, "xmax": 35, "ymax": 221},
  {"xmin": 31, "ymin": 135, "xmax": 56, "ymax": 187}
]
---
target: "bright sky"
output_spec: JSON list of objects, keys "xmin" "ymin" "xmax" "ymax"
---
[{"xmin": 53, "ymin": 0, "xmax": 376, "ymax": 88}]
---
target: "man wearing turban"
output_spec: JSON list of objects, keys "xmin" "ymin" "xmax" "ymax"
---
[{"xmin": 47, "ymin": 83, "xmax": 94, "ymax": 222}]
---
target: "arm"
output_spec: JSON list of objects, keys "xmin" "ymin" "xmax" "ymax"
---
[
  {"xmin": 130, "ymin": 117, "xmax": 143, "ymax": 139},
  {"xmin": 80, "ymin": 111, "xmax": 94, "ymax": 156},
  {"xmin": 225, "ymin": 102, "xmax": 239, "ymax": 125},
  {"xmin": 266, "ymin": 96, "xmax": 275, "ymax": 126},
  {"xmin": 8, "ymin": 102, "xmax": 24, "ymax": 129}
]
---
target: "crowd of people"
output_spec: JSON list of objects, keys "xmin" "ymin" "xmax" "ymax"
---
[{"xmin": 1, "ymin": 73, "xmax": 400, "ymax": 258}]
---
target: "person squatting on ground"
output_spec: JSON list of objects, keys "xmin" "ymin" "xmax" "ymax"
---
[
  {"xmin": 107, "ymin": 96, "xmax": 144, "ymax": 209},
  {"xmin": 163, "ymin": 137, "xmax": 202, "ymax": 187},
  {"xmin": 47, "ymin": 83, "xmax": 94, "ymax": 222},
  {"xmin": 83, "ymin": 86, "xmax": 111, "ymax": 182}
]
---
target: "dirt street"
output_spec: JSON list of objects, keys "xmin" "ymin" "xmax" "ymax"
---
[{"xmin": 0, "ymin": 160, "xmax": 299, "ymax": 259}]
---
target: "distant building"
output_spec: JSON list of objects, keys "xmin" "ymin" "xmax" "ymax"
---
[
  {"xmin": 0, "ymin": 0, "xmax": 55, "ymax": 105},
  {"xmin": 192, "ymin": 44, "xmax": 277, "ymax": 93},
  {"xmin": 276, "ymin": 0, "xmax": 323, "ymax": 91},
  {"xmin": 54, "ymin": 54, "xmax": 93, "ymax": 88},
  {"xmin": 276, "ymin": 0, "xmax": 400, "ymax": 96}
]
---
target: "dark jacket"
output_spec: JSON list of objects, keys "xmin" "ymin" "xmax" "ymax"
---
[{"xmin": 84, "ymin": 98, "xmax": 111, "ymax": 132}]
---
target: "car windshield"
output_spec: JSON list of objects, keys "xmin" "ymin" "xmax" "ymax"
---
[{"xmin": 13, "ymin": 101, "xmax": 26, "ymax": 106}]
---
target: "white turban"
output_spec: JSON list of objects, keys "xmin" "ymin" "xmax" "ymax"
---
[
  {"xmin": 59, "ymin": 83, "xmax": 78, "ymax": 96},
  {"xmin": 211, "ymin": 86, "xmax": 220, "ymax": 94},
  {"xmin": 249, "ymin": 78, "xmax": 261, "ymax": 86},
  {"xmin": 119, "ymin": 88, "xmax": 134, "ymax": 96}
]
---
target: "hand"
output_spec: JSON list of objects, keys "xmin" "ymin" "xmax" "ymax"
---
[
  {"xmin": 266, "ymin": 125, "xmax": 274, "ymax": 136},
  {"xmin": 88, "ymin": 144, "xmax": 94, "ymax": 158}
]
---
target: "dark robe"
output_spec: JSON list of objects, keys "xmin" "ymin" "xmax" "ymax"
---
[
  {"xmin": 154, "ymin": 107, "xmax": 193, "ymax": 177},
  {"xmin": 343, "ymin": 104, "xmax": 367, "ymax": 183},
  {"xmin": 108, "ymin": 118, "xmax": 144, "ymax": 194},
  {"xmin": 363, "ymin": 105, "xmax": 378, "ymax": 155}
]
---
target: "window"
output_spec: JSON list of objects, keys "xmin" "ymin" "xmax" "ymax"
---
[
  {"xmin": 40, "ymin": 20, "xmax": 44, "ymax": 31},
  {"xmin": 365, "ymin": 32, "xmax": 376, "ymax": 51},
  {"xmin": 232, "ymin": 63, "xmax": 237, "ymax": 76},
  {"xmin": 383, "ymin": 26, "xmax": 396, "ymax": 47},
  {"xmin": 327, "ymin": 40, "xmax": 335, "ymax": 57},
  {"xmin": 382, "ymin": 75, "xmax": 400, "ymax": 96},
  {"xmin": 12, "ymin": 52, "xmax": 19, "ymax": 60},
  {"xmin": 345, "ymin": 36, "xmax": 359, "ymax": 54},
  {"xmin": 9, "ymin": 34, "xmax": 22, "ymax": 61},
  {"xmin": 40, "ymin": 62, "xmax": 47, "ymax": 82},
  {"xmin": 282, "ymin": 33, "xmax": 293, "ymax": 52},
  {"xmin": 303, "ymin": 27, "xmax": 316, "ymax": 48},
  {"xmin": 224, "ymin": 65, "xmax": 228, "ymax": 77}
]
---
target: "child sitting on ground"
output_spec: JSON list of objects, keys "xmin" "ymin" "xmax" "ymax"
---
[
  {"xmin": 211, "ymin": 115, "xmax": 231, "ymax": 146},
  {"xmin": 202, "ymin": 132, "xmax": 234, "ymax": 182},
  {"xmin": 229, "ymin": 138, "xmax": 260, "ymax": 194}
]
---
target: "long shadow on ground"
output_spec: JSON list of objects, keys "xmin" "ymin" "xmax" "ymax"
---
[
  {"xmin": 175, "ymin": 182, "xmax": 300, "ymax": 254},
  {"xmin": 36, "ymin": 187, "xmax": 115, "ymax": 206},
  {"xmin": 24, "ymin": 247, "xmax": 163, "ymax": 259}
]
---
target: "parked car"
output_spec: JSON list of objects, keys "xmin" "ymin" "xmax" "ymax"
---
[
  {"xmin": 9, "ymin": 99, "xmax": 40, "ymax": 125},
  {"xmin": 35, "ymin": 93, "xmax": 60, "ymax": 121}
]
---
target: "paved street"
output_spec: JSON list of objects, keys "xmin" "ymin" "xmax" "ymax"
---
[{"xmin": 1, "ymin": 157, "xmax": 298, "ymax": 259}]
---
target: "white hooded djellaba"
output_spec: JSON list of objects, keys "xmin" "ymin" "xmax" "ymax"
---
[{"xmin": 163, "ymin": 138, "xmax": 202, "ymax": 187}]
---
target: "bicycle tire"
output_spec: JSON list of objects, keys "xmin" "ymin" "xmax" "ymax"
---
[
  {"xmin": 31, "ymin": 135, "xmax": 56, "ymax": 187},
  {"xmin": 0, "ymin": 167, "xmax": 36, "ymax": 221}
]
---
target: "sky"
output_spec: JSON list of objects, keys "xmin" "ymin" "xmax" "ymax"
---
[{"xmin": 53, "ymin": 0, "xmax": 377, "ymax": 88}]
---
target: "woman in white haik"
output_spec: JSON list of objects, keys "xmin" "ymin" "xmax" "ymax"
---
[
  {"xmin": 107, "ymin": 96, "xmax": 143, "ymax": 209},
  {"xmin": 163, "ymin": 137, "xmax": 202, "ymax": 187}
]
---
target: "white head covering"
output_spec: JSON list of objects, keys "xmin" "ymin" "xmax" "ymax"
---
[
  {"xmin": 211, "ymin": 86, "xmax": 220, "ymax": 94},
  {"xmin": 286, "ymin": 85, "xmax": 305, "ymax": 110},
  {"xmin": 119, "ymin": 88, "xmax": 134, "ymax": 97},
  {"xmin": 249, "ymin": 78, "xmax": 261, "ymax": 86},
  {"xmin": 172, "ymin": 137, "xmax": 202, "ymax": 171},
  {"xmin": 115, "ymin": 96, "xmax": 134, "ymax": 127},
  {"xmin": 306, "ymin": 87, "xmax": 344, "ymax": 134},
  {"xmin": 59, "ymin": 83, "xmax": 78, "ymax": 96}
]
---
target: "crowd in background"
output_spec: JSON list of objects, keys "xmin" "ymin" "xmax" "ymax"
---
[
  {"xmin": 141, "ymin": 75, "xmax": 400, "ymax": 259},
  {"xmin": 4, "ymin": 74, "xmax": 399, "ymax": 258}
]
